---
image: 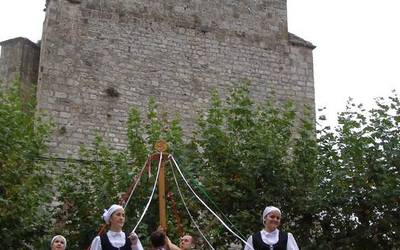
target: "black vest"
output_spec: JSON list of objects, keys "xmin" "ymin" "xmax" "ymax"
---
[
  {"xmin": 100, "ymin": 232, "xmax": 131, "ymax": 250},
  {"xmin": 252, "ymin": 231, "xmax": 288, "ymax": 250}
]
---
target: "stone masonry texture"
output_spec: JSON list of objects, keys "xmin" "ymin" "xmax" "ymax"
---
[
  {"xmin": 3, "ymin": 0, "xmax": 315, "ymax": 157},
  {"xmin": 0, "ymin": 37, "xmax": 40, "ymax": 96}
]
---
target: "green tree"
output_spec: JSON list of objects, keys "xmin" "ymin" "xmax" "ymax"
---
[
  {"xmin": 182, "ymin": 83, "xmax": 319, "ymax": 248},
  {"xmin": 0, "ymin": 80, "xmax": 52, "ymax": 249},
  {"xmin": 315, "ymin": 92, "xmax": 400, "ymax": 249},
  {"xmin": 11, "ymin": 78, "xmax": 394, "ymax": 250},
  {"xmin": 51, "ymin": 86, "xmax": 399, "ymax": 249}
]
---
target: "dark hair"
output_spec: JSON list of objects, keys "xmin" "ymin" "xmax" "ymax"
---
[{"xmin": 150, "ymin": 230, "xmax": 166, "ymax": 248}]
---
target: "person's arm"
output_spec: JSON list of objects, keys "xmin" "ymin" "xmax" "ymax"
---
[
  {"xmin": 243, "ymin": 235, "xmax": 253, "ymax": 250},
  {"xmin": 287, "ymin": 233, "xmax": 299, "ymax": 250},
  {"xmin": 128, "ymin": 232, "xmax": 144, "ymax": 250},
  {"xmin": 90, "ymin": 236, "xmax": 102, "ymax": 250},
  {"xmin": 131, "ymin": 238, "xmax": 144, "ymax": 250},
  {"xmin": 166, "ymin": 236, "xmax": 181, "ymax": 250}
]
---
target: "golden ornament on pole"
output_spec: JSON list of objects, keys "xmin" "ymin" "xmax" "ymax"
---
[{"xmin": 154, "ymin": 139, "xmax": 168, "ymax": 153}]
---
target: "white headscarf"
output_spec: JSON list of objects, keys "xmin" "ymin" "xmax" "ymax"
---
[
  {"xmin": 51, "ymin": 235, "xmax": 67, "ymax": 248},
  {"xmin": 102, "ymin": 204, "xmax": 124, "ymax": 224},
  {"xmin": 262, "ymin": 206, "xmax": 281, "ymax": 223}
]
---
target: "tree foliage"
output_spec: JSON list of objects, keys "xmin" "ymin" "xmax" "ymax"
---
[
  {"xmin": 314, "ymin": 93, "xmax": 400, "ymax": 249},
  {"xmin": 185, "ymin": 84, "xmax": 319, "ymax": 248},
  {"xmin": 1, "ymin": 79, "xmax": 399, "ymax": 249},
  {"xmin": 0, "ymin": 80, "xmax": 52, "ymax": 249}
]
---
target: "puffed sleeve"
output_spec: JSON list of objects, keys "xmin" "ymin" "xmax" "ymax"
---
[
  {"xmin": 131, "ymin": 237, "xmax": 144, "ymax": 250},
  {"xmin": 287, "ymin": 232, "xmax": 299, "ymax": 250},
  {"xmin": 243, "ymin": 235, "xmax": 254, "ymax": 250},
  {"xmin": 90, "ymin": 236, "xmax": 102, "ymax": 250}
]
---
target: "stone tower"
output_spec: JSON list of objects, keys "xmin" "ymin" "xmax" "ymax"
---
[
  {"xmin": 0, "ymin": 37, "xmax": 40, "ymax": 95},
  {"xmin": 32, "ymin": 0, "xmax": 314, "ymax": 157}
]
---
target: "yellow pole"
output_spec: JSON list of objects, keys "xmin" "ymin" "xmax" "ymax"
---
[
  {"xmin": 155, "ymin": 140, "xmax": 168, "ymax": 231},
  {"xmin": 158, "ymin": 159, "xmax": 167, "ymax": 231}
]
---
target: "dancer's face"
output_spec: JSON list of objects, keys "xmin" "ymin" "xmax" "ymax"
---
[
  {"xmin": 264, "ymin": 211, "xmax": 281, "ymax": 232},
  {"xmin": 110, "ymin": 208, "xmax": 125, "ymax": 231},
  {"xmin": 51, "ymin": 236, "xmax": 66, "ymax": 250}
]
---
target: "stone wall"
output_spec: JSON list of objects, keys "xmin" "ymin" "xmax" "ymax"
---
[
  {"xmin": 37, "ymin": 0, "xmax": 315, "ymax": 157},
  {"xmin": 0, "ymin": 37, "xmax": 40, "ymax": 95}
]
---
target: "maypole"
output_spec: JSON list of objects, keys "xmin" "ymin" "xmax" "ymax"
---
[
  {"xmin": 87, "ymin": 140, "xmax": 252, "ymax": 249},
  {"xmin": 154, "ymin": 139, "xmax": 169, "ymax": 231}
]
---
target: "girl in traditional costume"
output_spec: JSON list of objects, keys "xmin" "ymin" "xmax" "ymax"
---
[
  {"xmin": 90, "ymin": 204, "xmax": 144, "ymax": 250},
  {"xmin": 244, "ymin": 206, "xmax": 299, "ymax": 250}
]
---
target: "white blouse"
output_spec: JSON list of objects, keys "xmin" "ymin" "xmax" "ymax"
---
[
  {"xmin": 90, "ymin": 230, "xmax": 144, "ymax": 250},
  {"xmin": 244, "ymin": 229, "xmax": 299, "ymax": 250}
]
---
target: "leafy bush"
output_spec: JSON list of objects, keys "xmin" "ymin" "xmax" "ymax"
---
[{"xmin": 0, "ymin": 80, "xmax": 52, "ymax": 249}]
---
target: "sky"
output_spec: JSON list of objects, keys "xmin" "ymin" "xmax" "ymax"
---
[{"xmin": 1, "ymin": 0, "xmax": 399, "ymax": 125}]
